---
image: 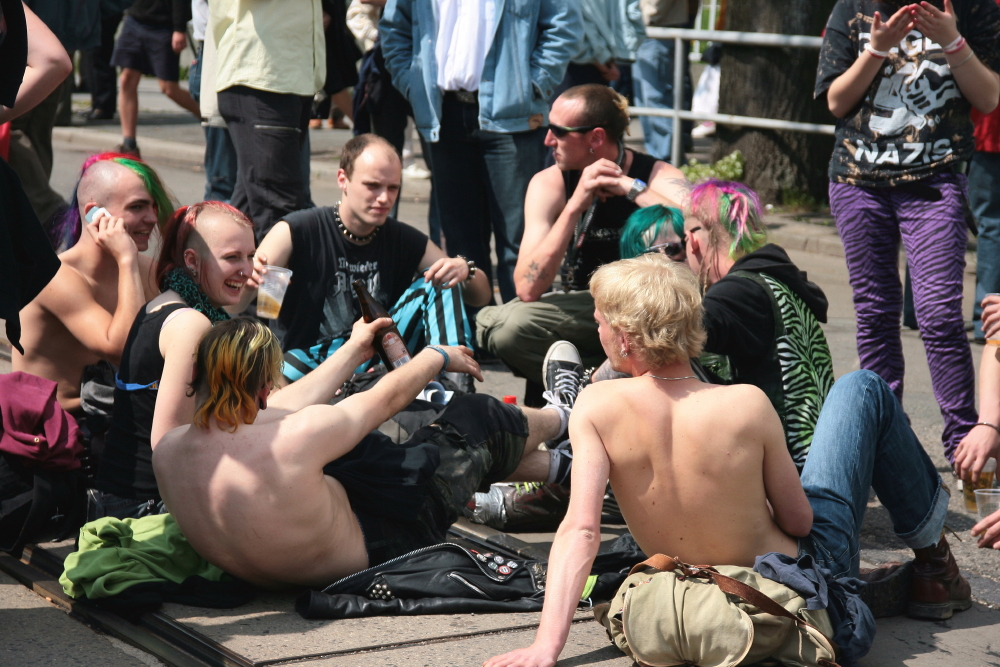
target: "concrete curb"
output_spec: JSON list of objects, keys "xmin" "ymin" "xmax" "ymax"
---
[
  {"xmin": 52, "ymin": 127, "xmax": 204, "ymax": 164},
  {"xmin": 766, "ymin": 225, "xmax": 845, "ymax": 258},
  {"xmin": 52, "ymin": 126, "xmax": 342, "ymax": 180}
]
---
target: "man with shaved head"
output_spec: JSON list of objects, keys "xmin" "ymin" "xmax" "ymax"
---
[
  {"xmin": 251, "ymin": 134, "xmax": 492, "ymax": 383},
  {"xmin": 13, "ymin": 153, "xmax": 173, "ymax": 414}
]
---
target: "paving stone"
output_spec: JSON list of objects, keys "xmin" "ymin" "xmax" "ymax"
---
[
  {"xmin": 861, "ymin": 603, "xmax": 1000, "ymax": 666},
  {"xmin": 278, "ymin": 619, "xmax": 631, "ymax": 667},
  {"xmin": 163, "ymin": 598, "xmax": 592, "ymax": 663},
  {"xmin": 0, "ymin": 570, "xmax": 154, "ymax": 666}
]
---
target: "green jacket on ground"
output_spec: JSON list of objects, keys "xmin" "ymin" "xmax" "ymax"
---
[{"xmin": 60, "ymin": 514, "xmax": 226, "ymax": 599}]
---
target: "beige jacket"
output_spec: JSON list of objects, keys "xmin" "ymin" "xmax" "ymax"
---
[{"xmin": 640, "ymin": 0, "xmax": 689, "ymax": 27}]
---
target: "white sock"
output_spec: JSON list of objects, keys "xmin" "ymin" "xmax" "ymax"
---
[{"xmin": 541, "ymin": 404, "xmax": 569, "ymax": 440}]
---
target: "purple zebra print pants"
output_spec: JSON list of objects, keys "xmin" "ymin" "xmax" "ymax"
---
[{"xmin": 830, "ymin": 173, "xmax": 977, "ymax": 462}]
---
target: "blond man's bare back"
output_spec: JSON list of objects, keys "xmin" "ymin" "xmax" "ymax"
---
[
  {"xmin": 574, "ymin": 377, "xmax": 803, "ymax": 566},
  {"xmin": 154, "ymin": 407, "xmax": 370, "ymax": 589}
]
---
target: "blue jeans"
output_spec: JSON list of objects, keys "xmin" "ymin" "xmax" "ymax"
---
[
  {"xmin": 971, "ymin": 152, "xmax": 1000, "ymax": 339},
  {"xmin": 424, "ymin": 94, "xmax": 546, "ymax": 303},
  {"xmin": 188, "ymin": 46, "xmax": 238, "ymax": 203},
  {"xmin": 633, "ymin": 35, "xmax": 692, "ymax": 162},
  {"xmin": 86, "ymin": 488, "xmax": 167, "ymax": 522},
  {"xmin": 798, "ymin": 370, "xmax": 949, "ymax": 579}
]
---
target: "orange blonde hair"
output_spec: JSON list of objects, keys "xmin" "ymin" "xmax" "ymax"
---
[{"xmin": 189, "ymin": 318, "xmax": 283, "ymax": 431}]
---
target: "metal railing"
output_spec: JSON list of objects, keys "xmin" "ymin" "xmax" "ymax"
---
[
  {"xmin": 690, "ymin": 0, "xmax": 720, "ymax": 59},
  {"xmin": 631, "ymin": 27, "xmax": 834, "ymax": 167}
]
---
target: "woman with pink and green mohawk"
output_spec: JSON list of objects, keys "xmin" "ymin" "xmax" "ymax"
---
[{"xmin": 681, "ymin": 180, "xmax": 835, "ymax": 469}]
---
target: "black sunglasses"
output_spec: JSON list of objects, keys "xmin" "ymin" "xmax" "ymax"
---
[
  {"xmin": 644, "ymin": 225, "xmax": 703, "ymax": 258},
  {"xmin": 548, "ymin": 124, "xmax": 602, "ymax": 138},
  {"xmin": 644, "ymin": 241, "xmax": 685, "ymax": 257}
]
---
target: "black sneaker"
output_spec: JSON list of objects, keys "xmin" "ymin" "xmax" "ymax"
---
[
  {"xmin": 542, "ymin": 340, "xmax": 584, "ymax": 408},
  {"xmin": 78, "ymin": 108, "xmax": 115, "ymax": 122},
  {"xmin": 114, "ymin": 142, "xmax": 141, "ymax": 158},
  {"xmin": 541, "ymin": 341, "xmax": 583, "ymax": 446}
]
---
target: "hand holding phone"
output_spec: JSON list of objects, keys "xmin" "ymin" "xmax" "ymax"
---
[{"xmin": 85, "ymin": 206, "xmax": 108, "ymax": 223}]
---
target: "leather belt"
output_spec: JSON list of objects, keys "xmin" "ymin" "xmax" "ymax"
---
[{"xmin": 446, "ymin": 90, "xmax": 479, "ymax": 105}]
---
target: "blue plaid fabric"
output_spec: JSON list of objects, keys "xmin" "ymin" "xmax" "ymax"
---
[{"xmin": 282, "ymin": 276, "xmax": 473, "ymax": 382}]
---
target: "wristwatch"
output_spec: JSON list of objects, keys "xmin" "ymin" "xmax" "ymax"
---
[
  {"xmin": 457, "ymin": 255, "xmax": 477, "ymax": 281},
  {"xmin": 626, "ymin": 178, "xmax": 648, "ymax": 202}
]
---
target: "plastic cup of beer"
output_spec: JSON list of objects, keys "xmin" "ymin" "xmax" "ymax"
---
[
  {"xmin": 986, "ymin": 293, "xmax": 1000, "ymax": 345},
  {"xmin": 963, "ymin": 457, "xmax": 996, "ymax": 512},
  {"xmin": 974, "ymin": 489, "xmax": 1000, "ymax": 521},
  {"xmin": 256, "ymin": 266, "xmax": 293, "ymax": 319}
]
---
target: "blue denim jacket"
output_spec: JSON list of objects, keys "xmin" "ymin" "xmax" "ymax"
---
[{"xmin": 380, "ymin": 0, "xmax": 582, "ymax": 141}]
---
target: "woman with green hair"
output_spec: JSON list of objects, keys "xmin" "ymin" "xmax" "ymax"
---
[{"xmin": 619, "ymin": 204, "xmax": 686, "ymax": 260}]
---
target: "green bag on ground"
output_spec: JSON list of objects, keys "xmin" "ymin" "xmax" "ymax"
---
[
  {"xmin": 595, "ymin": 555, "xmax": 841, "ymax": 667},
  {"xmin": 60, "ymin": 514, "xmax": 227, "ymax": 599}
]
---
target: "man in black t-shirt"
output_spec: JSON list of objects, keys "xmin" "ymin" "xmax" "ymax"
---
[
  {"xmin": 475, "ymin": 84, "xmax": 689, "ymax": 397},
  {"xmin": 252, "ymin": 134, "xmax": 493, "ymax": 381}
]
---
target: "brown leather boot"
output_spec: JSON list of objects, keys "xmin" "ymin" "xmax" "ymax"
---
[
  {"xmin": 859, "ymin": 561, "xmax": 912, "ymax": 618},
  {"xmin": 907, "ymin": 535, "xmax": 972, "ymax": 620}
]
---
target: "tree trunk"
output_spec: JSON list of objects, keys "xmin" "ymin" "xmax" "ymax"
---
[{"xmin": 711, "ymin": 0, "xmax": 837, "ymax": 205}]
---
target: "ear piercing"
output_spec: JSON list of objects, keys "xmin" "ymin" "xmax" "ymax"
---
[{"xmin": 619, "ymin": 349, "xmax": 629, "ymax": 357}]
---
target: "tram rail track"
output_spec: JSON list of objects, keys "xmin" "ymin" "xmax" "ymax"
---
[{"xmin": 0, "ymin": 521, "xmax": 550, "ymax": 667}]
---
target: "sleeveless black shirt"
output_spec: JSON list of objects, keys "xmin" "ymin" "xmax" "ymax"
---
[
  {"xmin": 560, "ymin": 150, "xmax": 658, "ymax": 291},
  {"xmin": 96, "ymin": 302, "xmax": 189, "ymax": 500}
]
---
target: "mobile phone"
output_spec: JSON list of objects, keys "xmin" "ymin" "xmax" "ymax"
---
[{"xmin": 85, "ymin": 206, "xmax": 108, "ymax": 224}]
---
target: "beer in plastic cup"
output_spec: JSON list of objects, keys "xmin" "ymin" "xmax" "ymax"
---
[
  {"xmin": 257, "ymin": 266, "xmax": 293, "ymax": 319},
  {"xmin": 974, "ymin": 489, "xmax": 1000, "ymax": 521},
  {"xmin": 963, "ymin": 457, "xmax": 996, "ymax": 512},
  {"xmin": 986, "ymin": 293, "xmax": 1000, "ymax": 345}
]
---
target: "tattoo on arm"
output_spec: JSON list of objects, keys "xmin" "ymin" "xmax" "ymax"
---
[
  {"xmin": 524, "ymin": 260, "xmax": 549, "ymax": 284},
  {"xmin": 664, "ymin": 177, "xmax": 693, "ymax": 205}
]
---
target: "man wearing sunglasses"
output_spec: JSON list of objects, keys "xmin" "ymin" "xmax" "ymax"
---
[{"xmin": 476, "ymin": 84, "xmax": 690, "ymax": 403}]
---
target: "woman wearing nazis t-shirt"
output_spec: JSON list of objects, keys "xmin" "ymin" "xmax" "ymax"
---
[{"xmin": 815, "ymin": 0, "xmax": 1000, "ymax": 462}]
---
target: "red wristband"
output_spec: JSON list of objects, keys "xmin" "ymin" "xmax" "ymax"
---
[
  {"xmin": 865, "ymin": 44, "xmax": 889, "ymax": 59},
  {"xmin": 943, "ymin": 35, "xmax": 966, "ymax": 54}
]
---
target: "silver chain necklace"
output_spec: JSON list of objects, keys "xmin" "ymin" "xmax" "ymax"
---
[{"xmin": 644, "ymin": 374, "xmax": 697, "ymax": 381}]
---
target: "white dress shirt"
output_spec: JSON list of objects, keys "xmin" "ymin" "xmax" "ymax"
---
[{"xmin": 434, "ymin": 0, "xmax": 496, "ymax": 92}]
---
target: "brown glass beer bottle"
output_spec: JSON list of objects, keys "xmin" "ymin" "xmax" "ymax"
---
[{"xmin": 352, "ymin": 280, "xmax": 412, "ymax": 369}]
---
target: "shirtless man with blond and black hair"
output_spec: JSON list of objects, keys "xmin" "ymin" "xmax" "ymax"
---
[{"xmin": 152, "ymin": 318, "xmax": 569, "ymax": 588}]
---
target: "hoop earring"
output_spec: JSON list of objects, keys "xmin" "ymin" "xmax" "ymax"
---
[
  {"xmin": 619, "ymin": 349, "xmax": 629, "ymax": 358},
  {"xmin": 589, "ymin": 148, "xmax": 595, "ymax": 154}
]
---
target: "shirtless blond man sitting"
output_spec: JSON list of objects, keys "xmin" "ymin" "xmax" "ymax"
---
[
  {"xmin": 152, "ymin": 318, "xmax": 567, "ymax": 588},
  {"xmin": 486, "ymin": 255, "xmax": 969, "ymax": 667},
  {"xmin": 13, "ymin": 153, "xmax": 172, "ymax": 414}
]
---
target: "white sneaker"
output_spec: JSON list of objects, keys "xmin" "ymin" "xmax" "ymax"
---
[
  {"xmin": 403, "ymin": 163, "xmax": 432, "ymax": 179},
  {"xmin": 691, "ymin": 121, "xmax": 716, "ymax": 139}
]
